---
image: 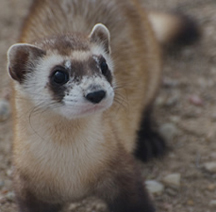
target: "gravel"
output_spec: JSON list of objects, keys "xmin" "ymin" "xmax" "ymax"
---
[{"xmin": 145, "ymin": 180, "xmax": 165, "ymax": 195}]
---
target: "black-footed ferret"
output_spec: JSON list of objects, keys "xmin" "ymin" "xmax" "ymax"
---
[{"xmin": 7, "ymin": 0, "xmax": 199, "ymax": 211}]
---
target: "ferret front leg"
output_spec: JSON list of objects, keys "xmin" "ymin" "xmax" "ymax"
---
[
  {"xmin": 95, "ymin": 155, "xmax": 155, "ymax": 212},
  {"xmin": 17, "ymin": 199, "xmax": 63, "ymax": 212},
  {"xmin": 107, "ymin": 176, "xmax": 155, "ymax": 212},
  {"xmin": 13, "ymin": 171, "xmax": 64, "ymax": 212},
  {"xmin": 16, "ymin": 191, "xmax": 63, "ymax": 212}
]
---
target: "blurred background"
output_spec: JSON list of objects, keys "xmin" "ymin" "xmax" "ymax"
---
[{"xmin": 0, "ymin": 0, "xmax": 216, "ymax": 211}]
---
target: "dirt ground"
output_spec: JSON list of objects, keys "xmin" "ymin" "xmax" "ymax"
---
[{"xmin": 0, "ymin": 0, "xmax": 216, "ymax": 212}]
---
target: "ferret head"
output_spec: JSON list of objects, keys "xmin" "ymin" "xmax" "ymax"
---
[{"xmin": 7, "ymin": 24, "xmax": 115, "ymax": 119}]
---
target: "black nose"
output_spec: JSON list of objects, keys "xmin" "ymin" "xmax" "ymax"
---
[{"xmin": 86, "ymin": 90, "xmax": 106, "ymax": 104}]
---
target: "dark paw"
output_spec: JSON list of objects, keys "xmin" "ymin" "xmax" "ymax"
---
[{"xmin": 135, "ymin": 129, "xmax": 167, "ymax": 162}]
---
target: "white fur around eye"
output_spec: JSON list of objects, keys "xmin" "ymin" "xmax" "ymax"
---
[
  {"xmin": 91, "ymin": 45, "xmax": 114, "ymax": 73},
  {"xmin": 65, "ymin": 60, "xmax": 71, "ymax": 69},
  {"xmin": 22, "ymin": 55, "xmax": 65, "ymax": 106},
  {"xmin": 71, "ymin": 51, "xmax": 92, "ymax": 61}
]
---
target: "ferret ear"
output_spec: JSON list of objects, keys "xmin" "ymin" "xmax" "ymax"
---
[
  {"xmin": 7, "ymin": 43, "xmax": 46, "ymax": 84},
  {"xmin": 89, "ymin": 23, "xmax": 111, "ymax": 54}
]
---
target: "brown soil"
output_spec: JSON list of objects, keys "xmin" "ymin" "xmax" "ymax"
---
[{"xmin": 0, "ymin": 0, "xmax": 216, "ymax": 212}]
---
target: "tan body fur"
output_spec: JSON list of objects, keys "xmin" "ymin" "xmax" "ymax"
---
[
  {"xmin": 7, "ymin": 0, "xmax": 199, "ymax": 211},
  {"xmin": 14, "ymin": 0, "xmax": 160, "ymax": 199}
]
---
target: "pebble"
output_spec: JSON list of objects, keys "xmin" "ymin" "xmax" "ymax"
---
[
  {"xmin": 203, "ymin": 162, "xmax": 216, "ymax": 173},
  {"xmin": 161, "ymin": 203, "xmax": 173, "ymax": 211},
  {"xmin": 162, "ymin": 173, "xmax": 181, "ymax": 188},
  {"xmin": 165, "ymin": 96, "xmax": 179, "ymax": 107},
  {"xmin": 168, "ymin": 153, "xmax": 176, "ymax": 159},
  {"xmin": 207, "ymin": 130, "xmax": 216, "ymax": 142},
  {"xmin": 187, "ymin": 200, "xmax": 194, "ymax": 206},
  {"xmin": 207, "ymin": 184, "xmax": 216, "ymax": 191},
  {"xmin": 0, "ymin": 195, "xmax": 6, "ymax": 204},
  {"xmin": 169, "ymin": 116, "xmax": 181, "ymax": 124},
  {"xmin": 68, "ymin": 203, "xmax": 79, "ymax": 210},
  {"xmin": 155, "ymin": 96, "xmax": 166, "ymax": 107},
  {"xmin": 209, "ymin": 200, "xmax": 216, "ymax": 208},
  {"xmin": 6, "ymin": 169, "xmax": 13, "ymax": 177},
  {"xmin": 210, "ymin": 152, "xmax": 216, "ymax": 159},
  {"xmin": 95, "ymin": 203, "xmax": 107, "ymax": 211},
  {"xmin": 188, "ymin": 95, "xmax": 204, "ymax": 107},
  {"xmin": 162, "ymin": 77, "xmax": 179, "ymax": 88},
  {"xmin": 5, "ymin": 191, "xmax": 15, "ymax": 201},
  {"xmin": 166, "ymin": 188, "xmax": 177, "ymax": 196},
  {"xmin": 211, "ymin": 113, "xmax": 216, "ymax": 122},
  {"xmin": 159, "ymin": 123, "xmax": 179, "ymax": 142},
  {"xmin": 145, "ymin": 180, "xmax": 164, "ymax": 195},
  {"xmin": 155, "ymin": 92, "xmax": 180, "ymax": 107},
  {"xmin": 197, "ymin": 78, "xmax": 214, "ymax": 88},
  {"xmin": 0, "ymin": 181, "xmax": 4, "ymax": 188},
  {"xmin": 0, "ymin": 99, "xmax": 11, "ymax": 121}
]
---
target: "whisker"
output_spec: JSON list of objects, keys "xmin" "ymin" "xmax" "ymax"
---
[
  {"xmin": 28, "ymin": 104, "xmax": 48, "ymax": 141},
  {"xmin": 63, "ymin": 99, "xmax": 78, "ymax": 103}
]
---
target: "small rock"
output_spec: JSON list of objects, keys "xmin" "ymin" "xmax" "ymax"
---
[
  {"xmin": 0, "ymin": 99, "xmax": 11, "ymax": 121},
  {"xmin": 203, "ymin": 162, "xmax": 216, "ymax": 173},
  {"xmin": 0, "ymin": 181, "xmax": 4, "ymax": 189},
  {"xmin": 211, "ymin": 113, "xmax": 216, "ymax": 122},
  {"xmin": 165, "ymin": 96, "xmax": 179, "ymax": 107},
  {"xmin": 2, "ymin": 189, "xmax": 9, "ymax": 194},
  {"xmin": 5, "ymin": 191, "xmax": 15, "ymax": 201},
  {"xmin": 207, "ymin": 184, "xmax": 216, "ymax": 191},
  {"xmin": 197, "ymin": 78, "xmax": 214, "ymax": 88},
  {"xmin": 6, "ymin": 169, "xmax": 13, "ymax": 177},
  {"xmin": 0, "ymin": 196, "xmax": 6, "ymax": 204},
  {"xmin": 187, "ymin": 200, "xmax": 194, "ymax": 206},
  {"xmin": 155, "ymin": 96, "xmax": 166, "ymax": 107},
  {"xmin": 188, "ymin": 95, "xmax": 204, "ymax": 107},
  {"xmin": 210, "ymin": 152, "xmax": 216, "ymax": 159},
  {"xmin": 207, "ymin": 130, "xmax": 216, "ymax": 142},
  {"xmin": 159, "ymin": 123, "xmax": 179, "ymax": 142},
  {"xmin": 163, "ymin": 77, "xmax": 179, "ymax": 88},
  {"xmin": 95, "ymin": 202, "xmax": 107, "ymax": 210},
  {"xmin": 210, "ymin": 67, "xmax": 216, "ymax": 75},
  {"xmin": 168, "ymin": 153, "xmax": 176, "ymax": 159},
  {"xmin": 209, "ymin": 200, "xmax": 216, "ymax": 208},
  {"xmin": 145, "ymin": 180, "xmax": 164, "ymax": 195},
  {"xmin": 4, "ymin": 179, "xmax": 13, "ymax": 189},
  {"xmin": 161, "ymin": 203, "xmax": 173, "ymax": 211},
  {"xmin": 169, "ymin": 116, "xmax": 180, "ymax": 124},
  {"xmin": 155, "ymin": 93, "xmax": 180, "ymax": 107},
  {"xmin": 162, "ymin": 173, "xmax": 181, "ymax": 188},
  {"xmin": 68, "ymin": 203, "xmax": 79, "ymax": 210},
  {"xmin": 166, "ymin": 188, "xmax": 177, "ymax": 196}
]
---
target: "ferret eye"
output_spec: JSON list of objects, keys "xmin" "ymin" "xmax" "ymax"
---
[
  {"xmin": 100, "ymin": 61, "xmax": 109, "ymax": 76},
  {"xmin": 52, "ymin": 69, "xmax": 69, "ymax": 85}
]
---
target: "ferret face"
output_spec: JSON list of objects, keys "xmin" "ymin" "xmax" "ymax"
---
[{"xmin": 7, "ymin": 24, "xmax": 115, "ymax": 119}]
